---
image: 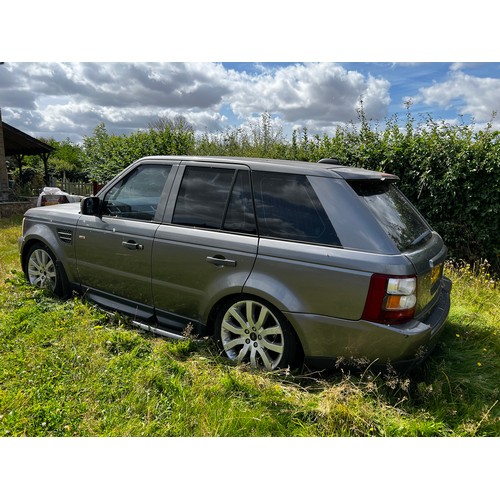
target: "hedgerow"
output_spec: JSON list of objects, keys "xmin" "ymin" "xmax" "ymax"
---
[
  {"xmin": 79, "ymin": 109, "xmax": 500, "ymax": 272},
  {"xmin": 304, "ymin": 109, "xmax": 500, "ymax": 274}
]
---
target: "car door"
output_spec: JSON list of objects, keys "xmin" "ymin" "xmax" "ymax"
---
[
  {"xmin": 75, "ymin": 161, "xmax": 176, "ymax": 320},
  {"xmin": 151, "ymin": 162, "xmax": 258, "ymax": 333}
]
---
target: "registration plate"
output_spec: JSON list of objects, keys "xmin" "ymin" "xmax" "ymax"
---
[{"xmin": 431, "ymin": 264, "xmax": 443, "ymax": 286}]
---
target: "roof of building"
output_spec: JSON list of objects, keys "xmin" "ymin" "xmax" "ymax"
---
[{"xmin": 2, "ymin": 121, "xmax": 54, "ymax": 156}]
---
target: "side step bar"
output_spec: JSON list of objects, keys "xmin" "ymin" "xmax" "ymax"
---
[{"xmin": 132, "ymin": 320, "xmax": 188, "ymax": 341}]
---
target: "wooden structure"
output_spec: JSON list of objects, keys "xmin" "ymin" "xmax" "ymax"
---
[{"xmin": 0, "ymin": 109, "xmax": 54, "ymax": 200}]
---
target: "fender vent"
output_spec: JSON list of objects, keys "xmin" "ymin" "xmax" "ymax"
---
[{"xmin": 57, "ymin": 229, "xmax": 73, "ymax": 244}]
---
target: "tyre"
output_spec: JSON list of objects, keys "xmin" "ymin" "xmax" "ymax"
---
[
  {"xmin": 25, "ymin": 243, "xmax": 69, "ymax": 298},
  {"xmin": 215, "ymin": 297, "xmax": 299, "ymax": 370}
]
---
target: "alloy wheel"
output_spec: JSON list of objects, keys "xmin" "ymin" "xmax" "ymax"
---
[
  {"xmin": 219, "ymin": 299, "xmax": 286, "ymax": 370},
  {"xmin": 27, "ymin": 247, "xmax": 57, "ymax": 291}
]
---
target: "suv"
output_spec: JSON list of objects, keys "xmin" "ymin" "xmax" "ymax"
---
[{"xmin": 19, "ymin": 156, "xmax": 452, "ymax": 371}]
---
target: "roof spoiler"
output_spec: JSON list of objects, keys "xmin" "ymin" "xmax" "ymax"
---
[{"xmin": 318, "ymin": 158, "xmax": 341, "ymax": 165}]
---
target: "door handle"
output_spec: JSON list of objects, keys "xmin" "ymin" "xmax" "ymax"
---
[
  {"xmin": 122, "ymin": 240, "xmax": 144, "ymax": 250},
  {"xmin": 206, "ymin": 255, "xmax": 237, "ymax": 267}
]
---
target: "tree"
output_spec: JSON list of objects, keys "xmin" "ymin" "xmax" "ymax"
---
[{"xmin": 81, "ymin": 118, "xmax": 196, "ymax": 183}]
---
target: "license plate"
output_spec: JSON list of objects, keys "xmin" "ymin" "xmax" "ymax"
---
[{"xmin": 431, "ymin": 264, "xmax": 442, "ymax": 285}]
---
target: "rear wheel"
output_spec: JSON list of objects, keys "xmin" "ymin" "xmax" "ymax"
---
[
  {"xmin": 25, "ymin": 243, "xmax": 69, "ymax": 298},
  {"xmin": 215, "ymin": 297, "xmax": 299, "ymax": 370}
]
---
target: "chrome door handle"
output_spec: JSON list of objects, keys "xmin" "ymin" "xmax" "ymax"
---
[
  {"xmin": 122, "ymin": 240, "xmax": 144, "ymax": 250},
  {"xmin": 206, "ymin": 256, "xmax": 237, "ymax": 267}
]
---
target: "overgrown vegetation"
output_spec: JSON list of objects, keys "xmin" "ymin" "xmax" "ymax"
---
[
  {"xmin": 1, "ymin": 217, "xmax": 498, "ymax": 437},
  {"xmin": 8, "ymin": 108, "xmax": 498, "ymax": 272},
  {"xmin": 80, "ymin": 117, "xmax": 195, "ymax": 184}
]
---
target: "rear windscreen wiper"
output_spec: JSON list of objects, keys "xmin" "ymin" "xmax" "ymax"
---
[{"xmin": 408, "ymin": 230, "xmax": 432, "ymax": 249}]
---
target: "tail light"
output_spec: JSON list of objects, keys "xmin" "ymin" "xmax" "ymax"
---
[
  {"xmin": 40, "ymin": 195, "xmax": 69, "ymax": 206},
  {"xmin": 362, "ymin": 274, "xmax": 417, "ymax": 324}
]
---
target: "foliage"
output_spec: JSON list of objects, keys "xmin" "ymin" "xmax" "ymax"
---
[
  {"xmin": 8, "ymin": 138, "xmax": 85, "ymax": 198},
  {"xmin": 0, "ymin": 217, "xmax": 498, "ymax": 437},
  {"xmin": 196, "ymin": 112, "xmax": 288, "ymax": 159},
  {"xmin": 80, "ymin": 119, "xmax": 195, "ymax": 183},
  {"xmin": 193, "ymin": 108, "xmax": 500, "ymax": 272},
  {"xmin": 17, "ymin": 106, "xmax": 500, "ymax": 270}
]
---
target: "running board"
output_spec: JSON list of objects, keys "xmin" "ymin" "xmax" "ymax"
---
[{"xmin": 132, "ymin": 320, "xmax": 187, "ymax": 341}]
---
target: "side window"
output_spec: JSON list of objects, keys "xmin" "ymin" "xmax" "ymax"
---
[
  {"xmin": 172, "ymin": 166, "xmax": 256, "ymax": 234},
  {"xmin": 103, "ymin": 164, "xmax": 172, "ymax": 221},
  {"xmin": 223, "ymin": 170, "xmax": 256, "ymax": 234},
  {"xmin": 253, "ymin": 171, "xmax": 341, "ymax": 246}
]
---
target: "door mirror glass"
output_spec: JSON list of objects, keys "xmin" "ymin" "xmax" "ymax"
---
[{"xmin": 80, "ymin": 196, "xmax": 101, "ymax": 216}]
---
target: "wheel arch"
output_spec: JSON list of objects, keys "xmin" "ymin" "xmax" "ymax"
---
[
  {"xmin": 205, "ymin": 292, "xmax": 305, "ymax": 363},
  {"xmin": 21, "ymin": 236, "xmax": 49, "ymax": 273},
  {"xmin": 20, "ymin": 228, "xmax": 76, "ymax": 283},
  {"xmin": 21, "ymin": 237, "xmax": 72, "ymax": 298}
]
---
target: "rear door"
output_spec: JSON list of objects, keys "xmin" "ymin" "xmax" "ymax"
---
[
  {"xmin": 75, "ymin": 161, "xmax": 176, "ymax": 319},
  {"xmin": 151, "ymin": 161, "xmax": 258, "ymax": 332}
]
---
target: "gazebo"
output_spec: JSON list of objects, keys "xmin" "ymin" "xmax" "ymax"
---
[{"xmin": 0, "ymin": 109, "xmax": 54, "ymax": 201}]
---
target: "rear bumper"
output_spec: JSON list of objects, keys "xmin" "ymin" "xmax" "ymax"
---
[{"xmin": 285, "ymin": 277, "xmax": 452, "ymax": 371}]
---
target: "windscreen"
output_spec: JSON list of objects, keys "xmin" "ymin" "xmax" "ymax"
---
[{"xmin": 349, "ymin": 180, "xmax": 431, "ymax": 252}]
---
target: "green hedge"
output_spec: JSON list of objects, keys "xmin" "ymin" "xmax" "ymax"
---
[
  {"xmin": 300, "ymin": 113, "xmax": 500, "ymax": 273},
  {"xmin": 80, "ymin": 112, "xmax": 500, "ymax": 272}
]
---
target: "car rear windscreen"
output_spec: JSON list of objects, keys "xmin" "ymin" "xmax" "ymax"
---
[{"xmin": 349, "ymin": 180, "xmax": 432, "ymax": 251}]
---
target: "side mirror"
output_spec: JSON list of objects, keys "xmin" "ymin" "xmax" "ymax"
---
[{"xmin": 80, "ymin": 196, "xmax": 102, "ymax": 216}]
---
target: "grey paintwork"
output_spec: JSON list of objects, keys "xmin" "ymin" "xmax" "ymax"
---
[
  {"xmin": 152, "ymin": 225, "xmax": 258, "ymax": 329},
  {"xmin": 19, "ymin": 155, "xmax": 452, "ymax": 369}
]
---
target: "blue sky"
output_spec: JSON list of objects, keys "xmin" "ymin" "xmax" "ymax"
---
[
  {"xmin": 2, "ymin": 61, "xmax": 499, "ymax": 144},
  {"xmin": 2, "ymin": 3, "xmax": 500, "ymax": 143}
]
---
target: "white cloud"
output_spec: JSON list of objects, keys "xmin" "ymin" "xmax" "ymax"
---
[
  {"xmin": 415, "ymin": 70, "xmax": 500, "ymax": 121},
  {"xmin": 0, "ymin": 62, "xmax": 393, "ymax": 141},
  {"xmin": 3, "ymin": 62, "xmax": 499, "ymax": 143},
  {"xmin": 227, "ymin": 63, "xmax": 390, "ymax": 125}
]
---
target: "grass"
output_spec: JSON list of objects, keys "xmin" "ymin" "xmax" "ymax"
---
[{"xmin": 0, "ymin": 215, "xmax": 498, "ymax": 437}]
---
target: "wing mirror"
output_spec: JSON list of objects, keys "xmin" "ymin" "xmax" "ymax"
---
[{"xmin": 80, "ymin": 196, "xmax": 102, "ymax": 216}]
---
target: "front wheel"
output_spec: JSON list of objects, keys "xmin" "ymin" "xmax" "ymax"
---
[
  {"xmin": 25, "ymin": 243, "xmax": 69, "ymax": 298},
  {"xmin": 215, "ymin": 297, "xmax": 299, "ymax": 371}
]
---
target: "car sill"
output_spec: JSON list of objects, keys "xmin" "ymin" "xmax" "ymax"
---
[{"xmin": 132, "ymin": 320, "xmax": 191, "ymax": 341}]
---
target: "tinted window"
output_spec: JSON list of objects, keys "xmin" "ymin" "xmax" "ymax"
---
[
  {"xmin": 103, "ymin": 164, "xmax": 171, "ymax": 220},
  {"xmin": 223, "ymin": 170, "xmax": 257, "ymax": 234},
  {"xmin": 350, "ymin": 181, "xmax": 431, "ymax": 251},
  {"xmin": 173, "ymin": 167, "xmax": 256, "ymax": 234},
  {"xmin": 253, "ymin": 172, "xmax": 340, "ymax": 245}
]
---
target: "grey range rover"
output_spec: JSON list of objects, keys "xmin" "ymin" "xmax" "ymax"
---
[{"xmin": 19, "ymin": 156, "xmax": 452, "ymax": 371}]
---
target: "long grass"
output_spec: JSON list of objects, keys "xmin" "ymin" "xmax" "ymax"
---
[{"xmin": 0, "ymin": 216, "xmax": 498, "ymax": 437}]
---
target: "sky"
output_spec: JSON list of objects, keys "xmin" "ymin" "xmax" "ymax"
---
[
  {"xmin": 2, "ymin": 61, "xmax": 500, "ymax": 145},
  {"xmin": 2, "ymin": 1, "xmax": 500, "ymax": 146}
]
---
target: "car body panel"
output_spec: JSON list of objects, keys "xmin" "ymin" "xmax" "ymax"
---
[
  {"xmin": 151, "ymin": 225, "xmax": 258, "ymax": 329},
  {"xmin": 308, "ymin": 177, "xmax": 401, "ymax": 255},
  {"xmin": 19, "ymin": 203, "xmax": 81, "ymax": 283},
  {"xmin": 243, "ymin": 238, "xmax": 414, "ymax": 320},
  {"xmin": 19, "ymin": 155, "xmax": 452, "ymax": 369},
  {"xmin": 75, "ymin": 215, "xmax": 159, "ymax": 307},
  {"xmin": 291, "ymin": 276, "xmax": 452, "ymax": 369}
]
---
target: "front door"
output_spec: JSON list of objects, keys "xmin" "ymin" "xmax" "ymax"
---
[{"xmin": 75, "ymin": 162, "xmax": 174, "ymax": 319}]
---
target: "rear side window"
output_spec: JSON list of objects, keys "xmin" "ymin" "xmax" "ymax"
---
[
  {"xmin": 350, "ymin": 181, "xmax": 431, "ymax": 251},
  {"xmin": 172, "ymin": 166, "xmax": 256, "ymax": 234},
  {"xmin": 253, "ymin": 171, "xmax": 340, "ymax": 246}
]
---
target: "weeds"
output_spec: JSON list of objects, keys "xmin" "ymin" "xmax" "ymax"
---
[{"xmin": 0, "ymin": 218, "xmax": 498, "ymax": 436}]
